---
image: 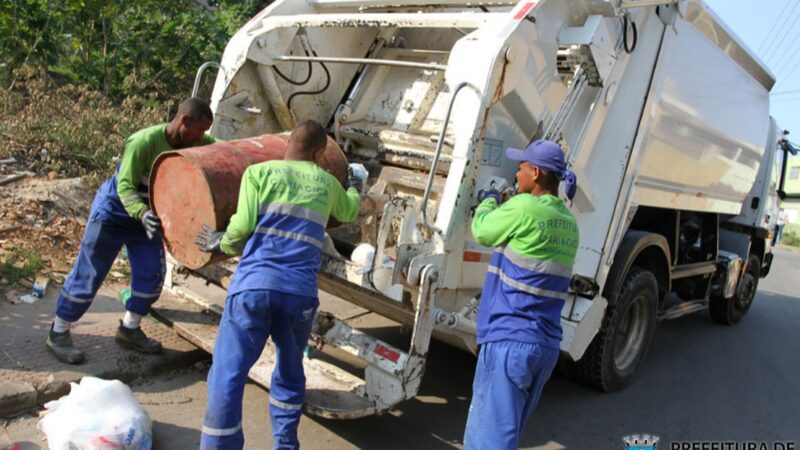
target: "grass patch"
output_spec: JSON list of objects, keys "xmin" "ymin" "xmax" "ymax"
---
[{"xmin": 1, "ymin": 246, "xmax": 42, "ymax": 292}]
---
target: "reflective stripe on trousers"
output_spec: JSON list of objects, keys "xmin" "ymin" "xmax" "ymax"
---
[
  {"xmin": 270, "ymin": 396, "xmax": 303, "ymax": 411},
  {"xmin": 202, "ymin": 422, "xmax": 242, "ymax": 437}
]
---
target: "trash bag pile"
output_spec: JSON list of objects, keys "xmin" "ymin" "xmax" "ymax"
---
[{"xmin": 38, "ymin": 377, "xmax": 152, "ymax": 450}]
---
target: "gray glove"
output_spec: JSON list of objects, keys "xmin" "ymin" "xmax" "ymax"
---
[
  {"xmin": 347, "ymin": 163, "xmax": 367, "ymax": 193},
  {"xmin": 141, "ymin": 210, "xmax": 161, "ymax": 240},
  {"xmin": 195, "ymin": 224, "xmax": 225, "ymax": 254},
  {"xmin": 477, "ymin": 188, "xmax": 502, "ymax": 203}
]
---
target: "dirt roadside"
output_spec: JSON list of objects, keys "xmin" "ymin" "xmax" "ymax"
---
[{"xmin": 0, "ymin": 173, "xmax": 133, "ymax": 303}]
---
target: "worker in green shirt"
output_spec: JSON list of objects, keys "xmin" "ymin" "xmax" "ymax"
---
[
  {"xmin": 195, "ymin": 120, "xmax": 364, "ymax": 450},
  {"xmin": 464, "ymin": 139, "xmax": 579, "ymax": 450},
  {"xmin": 46, "ymin": 98, "xmax": 216, "ymax": 364}
]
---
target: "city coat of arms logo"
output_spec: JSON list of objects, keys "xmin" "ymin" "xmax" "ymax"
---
[{"xmin": 623, "ymin": 434, "xmax": 660, "ymax": 450}]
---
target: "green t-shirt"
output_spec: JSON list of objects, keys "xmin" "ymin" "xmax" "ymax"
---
[
  {"xmin": 221, "ymin": 160, "xmax": 361, "ymax": 255},
  {"xmin": 116, "ymin": 124, "xmax": 217, "ymax": 219},
  {"xmin": 471, "ymin": 193, "xmax": 579, "ymax": 265}
]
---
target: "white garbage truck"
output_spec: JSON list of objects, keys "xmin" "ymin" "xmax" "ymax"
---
[{"xmin": 161, "ymin": 0, "xmax": 792, "ymax": 418}]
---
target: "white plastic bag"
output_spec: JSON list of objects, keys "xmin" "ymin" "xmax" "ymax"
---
[{"xmin": 38, "ymin": 377, "xmax": 152, "ymax": 450}]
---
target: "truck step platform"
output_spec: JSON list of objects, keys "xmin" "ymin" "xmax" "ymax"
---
[{"xmin": 152, "ymin": 275, "xmax": 417, "ymax": 419}]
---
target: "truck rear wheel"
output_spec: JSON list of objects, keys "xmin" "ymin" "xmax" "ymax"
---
[
  {"xmin": 709, "ymin": 255, "xmax": 759, "ymax": 325},
  {"xmin": 573, "ymin": 267, "xmax": 658, "ymax": 392}
]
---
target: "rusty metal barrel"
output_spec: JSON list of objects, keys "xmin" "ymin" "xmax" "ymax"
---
[{"xmin": 150, "ymin": 133, "xmax": 348, "ymax": 269}]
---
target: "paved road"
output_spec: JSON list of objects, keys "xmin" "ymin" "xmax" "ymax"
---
[{"xmin": 8, "ymin": 249, "xmax": 800, "ymax": 449}]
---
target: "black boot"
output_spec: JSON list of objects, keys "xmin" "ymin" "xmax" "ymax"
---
[
  {"xmin": 46, "ymin": 326, "xmax": 85, "ymax": 364},
  {"xmin": 115, "ymin": 320, "xmax": 163, "ymax": 354}
]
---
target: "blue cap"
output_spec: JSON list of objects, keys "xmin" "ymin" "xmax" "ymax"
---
[{"xmin": 505, "ymin": 139, "xmax": 578, "ymax": 200}]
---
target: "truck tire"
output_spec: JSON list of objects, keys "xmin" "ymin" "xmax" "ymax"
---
[
  {"xmin": 709, "ymin": 255, "xmax": 760, "ymax": 325},
  {"xmin": 573, "ymin": 267, "xmax": 658, "ymax": 392}
]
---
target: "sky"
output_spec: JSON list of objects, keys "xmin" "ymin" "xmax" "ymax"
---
[{"xmin": 704, "ymin": 0, "xmax": 800, "ymax": 141}]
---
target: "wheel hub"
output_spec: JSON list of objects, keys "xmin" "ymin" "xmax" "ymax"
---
[
  {"xmin": 736, "ymin": 275, "xmax": 756, "ymax": 310},
  {"xmin": 613, "ymin": 294, "xmax": 649, "ymax": 373}
]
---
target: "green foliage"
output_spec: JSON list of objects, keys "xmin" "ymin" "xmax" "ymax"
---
[
  {"xmin": 0, "ymin": 1, "xmax": 270, "ymax": 179},
  {"xmin": 0, "ymin": 68, "xmax": 164, "ymax": 182},
  {"xmin": 1, "ymin": 246, "xmax": 42, "ymax": 287},
  {"xmin": 1, "ymin": 0, "xmax": 270, "ymax": 102}
]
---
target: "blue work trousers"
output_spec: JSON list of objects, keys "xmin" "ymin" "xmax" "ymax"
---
[
  {"xmin": 55, "ymin": 217, "xmax": 165, "ymax": 322},
  {"xmin": 200, "ymin": 289, "xmax": 318, "ymax": 450},
  {"xmin": 463, "ymin": 340, "xmax": 559, "ymax": 450}
]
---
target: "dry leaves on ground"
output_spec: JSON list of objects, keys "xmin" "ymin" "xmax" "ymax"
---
[{"xmin": 0, "ymin": 175, "xmax": 130, "ymax": 293}]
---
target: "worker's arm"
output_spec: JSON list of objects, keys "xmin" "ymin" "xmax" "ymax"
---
[
  {"xmin": 329, "ymin": 182, "xmax": 361, "ymax": 223},
  {"xmin": 471, "ymin": 196, "xmax": 523, "ymax": 247},
  {"xmin": 116, "ymin": 137, "xmax": 151, "ymax": 220},
  {"xmin": 220, "ymin": 166, "xmax": 259, "ymax": 255}
]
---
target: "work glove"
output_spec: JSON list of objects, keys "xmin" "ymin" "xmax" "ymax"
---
[
  {"xmin": 195, "ymin": 224, "xmax": 225, "ymax": 254},
  {"xmin": 477, "ymin": 187, "xmax": 502, "ymax": 204},
  {"xmin": 141, "ymin": 209, "xmax": 161, "ymax": 240},
  {"xmin": 347, "ymin": 163, "xmax": 368, "ymax": 193}
]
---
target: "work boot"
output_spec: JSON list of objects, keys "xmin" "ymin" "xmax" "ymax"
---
[
  {"xmin": 46, "ymin": 326, "xmax": 85, "ymax": 364},
  {"xmin": 115, "ymin": 321, "xmax": 163, "ymax": 354}
]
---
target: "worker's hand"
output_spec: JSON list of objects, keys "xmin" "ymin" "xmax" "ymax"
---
[
  {"xmin": 141, "ymin": 209, "xmax": 162, "ymax": 240},
  {"xmin": 195, "ymin": 224, "xmax": 224, "ymax": 254},
  {"xmin": 476, "ymin": 176, "xmax": 508, "ymax": 205},
  {"xmin": 477, "ymin": 188, "xmax": 502, "ymax": 204},
  {"xmin": 347, "ymin": 163, "xmax": 368, "ymax": 193}
]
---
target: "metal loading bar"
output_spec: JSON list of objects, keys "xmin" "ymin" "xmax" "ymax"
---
[
  {"xmin": 544, "ymin": 65, "xmax": 589, "ymax": 141},
  {"xmin": 186, "ymin": 253, "xmax": 418, "ymax": 326},
  {"xmin": 420, "ymin": 81, "xmax": 479, "ymax": 232},
  {"xmin": 310, "ymin": 0, "xmax": 516, "ymax": 8},
  {"xmin": 277, "ymin": 55, "xmax": 447, "ymax": 71}
]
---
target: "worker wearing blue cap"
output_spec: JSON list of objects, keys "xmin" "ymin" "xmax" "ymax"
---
[{"xmin": 464, "ymin": 139, "xmax": 579, "ymax": 450}]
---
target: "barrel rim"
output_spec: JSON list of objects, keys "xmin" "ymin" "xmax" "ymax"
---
[{"xmin": 150, "ymin": 150, "xmax": 218, "ymax": 269}]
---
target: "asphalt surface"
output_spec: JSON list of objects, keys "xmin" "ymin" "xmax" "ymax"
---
[{"xmin": 5, "ymin": 249, "xmax": 800, "ymax": 449}]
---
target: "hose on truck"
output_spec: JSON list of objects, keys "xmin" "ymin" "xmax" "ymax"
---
[
  {"xmin": 622, "ymin": 14, "xmax": 637, "ymax": 54},
  {"xmin": 286, "ymin": 49, "xmax": 331, "ymax": 111},
  {"xmin": 272, "ymin": 49, "xmax": 313, "ymax": 86}
]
